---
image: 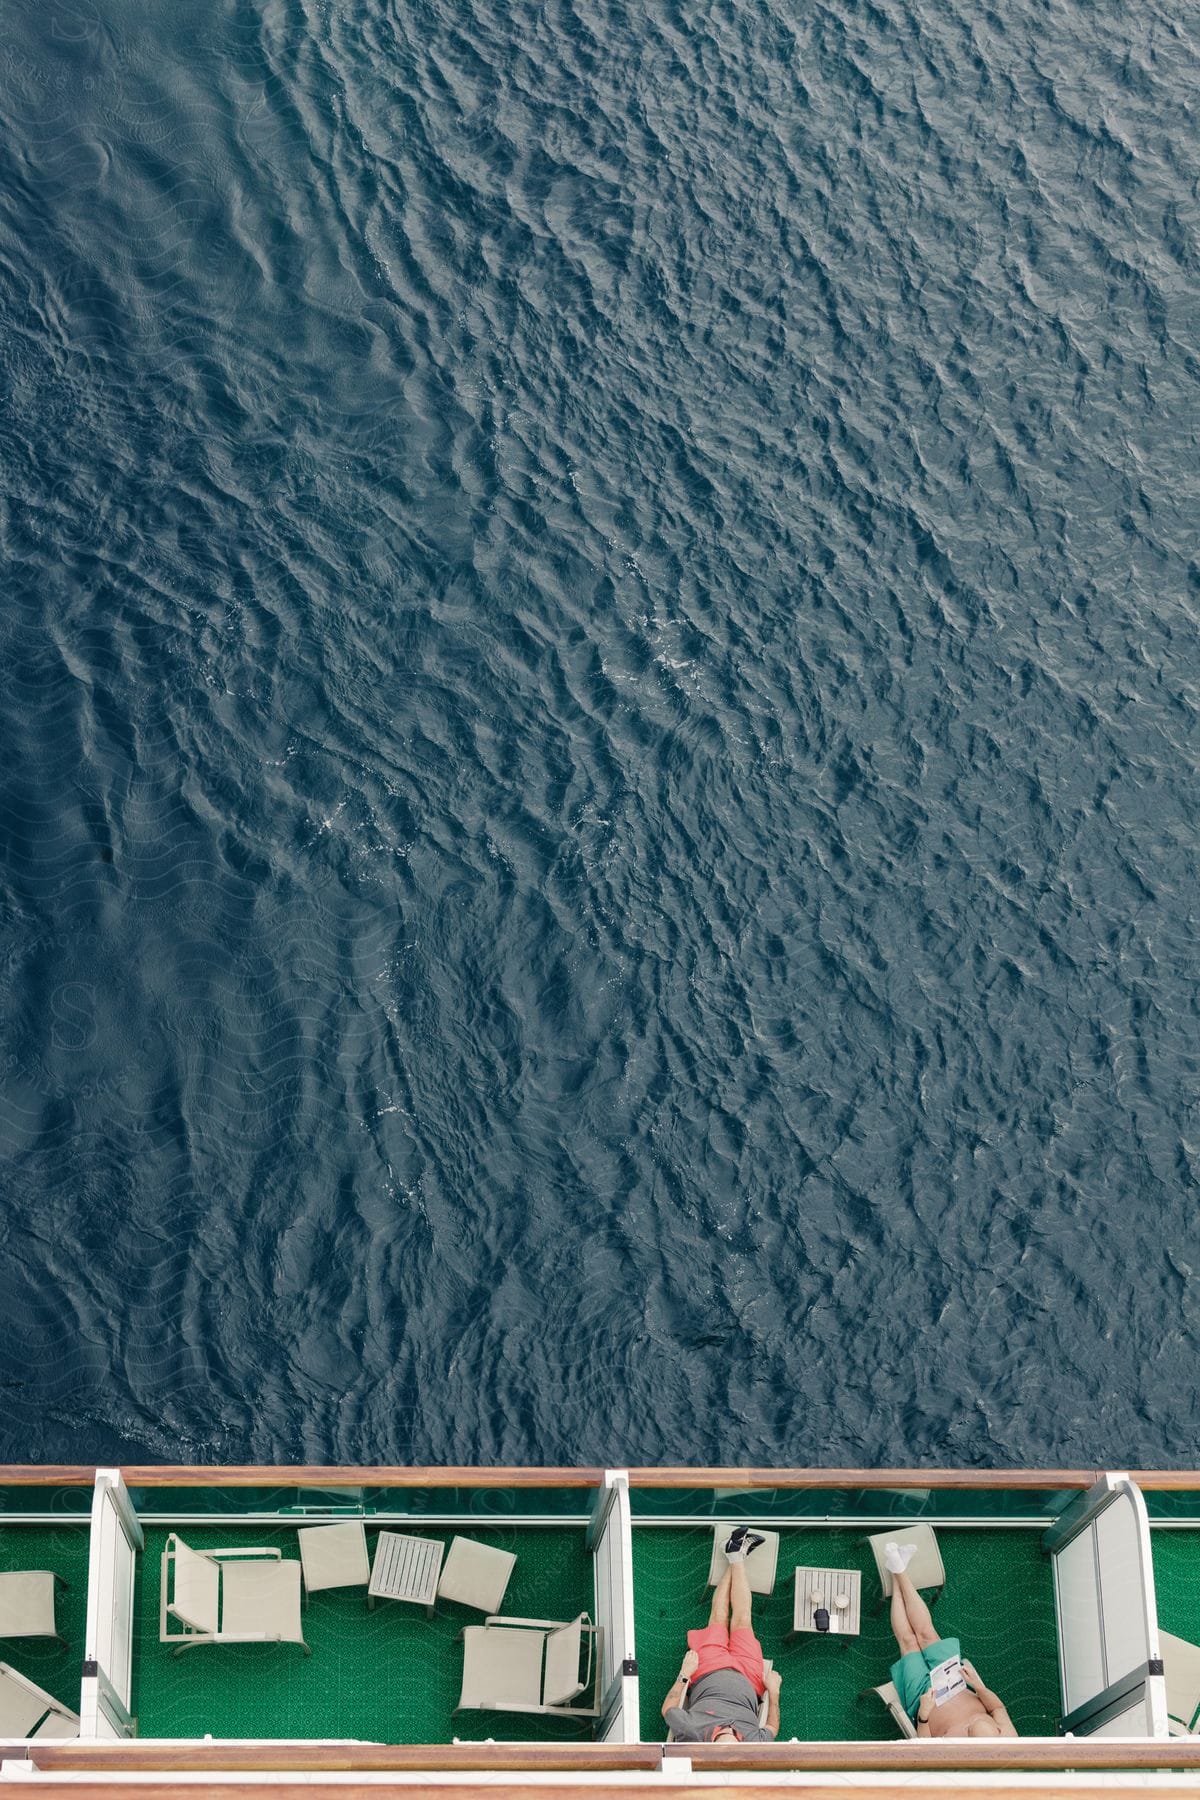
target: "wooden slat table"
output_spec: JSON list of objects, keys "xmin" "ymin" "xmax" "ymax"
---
[
  {"xmin": 791, "ymin": 1566, "xmax": 861, "ymax": 1637},
  {"xmin": 367, "ymin": 1531, "xmax": 444, "ymax": 1616}
]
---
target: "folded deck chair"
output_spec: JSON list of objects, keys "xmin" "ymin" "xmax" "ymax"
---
[
  {"xmin": 863, "ymin": 1679, "xmax": 918, "ymax": 1739},
  {"xmin": 665, "ymin": 1660, "xmax": 773, "ymax": 1740},
  {"xmin": 159, "ymin": 1533, "xmax": 309, "ymax": 1655},
  {"xmin": 456, "ymin": 1613, "xmax": 601, "ymax": 1716},
  {"xmin": 0, "ymin": 1662, "xmax": 80, "ymax": 1740},
  {"xmin": 1160, "ymin": 1630, "xmax": 1200, "ymax": 1736}
]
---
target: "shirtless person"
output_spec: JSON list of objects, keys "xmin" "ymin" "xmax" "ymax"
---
[
  {"xmin": 661, "ymin": 1528, "xmax": 783, "ymax": 1743},
  {"xmin": 886, "ymin": 1545, "xmax": 1016, "ymax": 1738}
]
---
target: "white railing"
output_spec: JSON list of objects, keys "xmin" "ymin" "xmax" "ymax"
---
[
  {"xmin": 590, "ymin": 1469, "xmax": 639, "ymax": 1742},
  {"xmin": 80, "ymin": 1468, "xmax": 143, "ymax": 1738},
  {"xmin": 1045, "ymin": 1471, "xmax": 1167, "ymax": 1738}
]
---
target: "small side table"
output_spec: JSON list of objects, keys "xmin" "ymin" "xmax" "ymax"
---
[
  {"xmin": 791, "ymin": 1566, "xmax": 861, "ymax": 1639},
  {"xmin": 368, "ymin": 1531, "xmax": 444, "ymax": 1616}
]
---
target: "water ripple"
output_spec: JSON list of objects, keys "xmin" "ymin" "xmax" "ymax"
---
[{"xmin": 0, "ymin": 0, "xmax": 1198, "ymax": 1466}]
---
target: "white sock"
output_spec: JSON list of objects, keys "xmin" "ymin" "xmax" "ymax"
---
[
  {"xmin": 724, "ymin": 1548, "xmax": 745, "ymax": 1564},
  {"xmin": 884, "ymin": 1542, "xmax": 918, "ymax": 1575}
]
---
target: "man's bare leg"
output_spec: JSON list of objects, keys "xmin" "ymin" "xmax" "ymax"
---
[
  {"xmin": 890, "ymin": 1576, "xmax": 919, "ymax": 1656},
  {"xmin": 729, "ymin": 1559, "xmax": 753, "ymax": 1633},
  {"xmin": 893, "ymin": 1569, "xmax": 939, "ymax": 1649},
  {"xmin": 708, "ymin": 1567, "xmax": 733, "ymax": 1629}
]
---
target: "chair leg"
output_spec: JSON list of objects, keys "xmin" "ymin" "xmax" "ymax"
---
[
  {"xmin": 54, "ymin": 1575, "xmax": 70, "ymax": 1593},
  {"xmin": 55, "ymin": 1634, "xmax": 69, "ymax": 1651}
]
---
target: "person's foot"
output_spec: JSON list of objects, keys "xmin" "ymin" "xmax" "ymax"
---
[
  {"xmin": 884, "ymin": 1541, "xmax": 918, "ymax": 1575},
  {"xmin": 724, "ymin": 1526, "xmax": 766, "ymax": 1562}
]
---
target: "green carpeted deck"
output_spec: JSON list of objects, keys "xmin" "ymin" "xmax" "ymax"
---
[
  {"xmin": 633, "ymin": 1525, "xmax": 1061, "ymax": 1741},
  {"xmin": 19, "ymin": 1510, "xmax": 1200, "ymax": 1745},
  {"xmin": 132, "ymin": 1526, "xmax": 594, "ymax": 1741},
  {"xmin": 0, "ymin": 1524, "xmax": 91, "ymax": 1719},
  {"xmin": 1151, "ymin": 1532, "xmax": 1200, "ymax": 1644}
]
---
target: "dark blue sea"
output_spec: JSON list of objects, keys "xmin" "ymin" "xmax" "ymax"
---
[{"xmin": 1, "ymin": 0, "xmax": 1198, "ymax": 1469}]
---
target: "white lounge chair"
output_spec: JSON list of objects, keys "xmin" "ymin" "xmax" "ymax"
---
[
  {"xmin": 666, "ymin": 1660, "xmax": 773, "ymax": 1739},
  {"xmin": 159, "ymin": 1533, "xmax": 309, "ymax": 1655},
  {"xmin": 297, "ymin": 1522, "xmax": 370, "ymax": 1596},
  {"xmin": 0, "ymin": 1662, "xmax": 80, "ymax": 1740},
  {"xmin": 456, "ymin": 1613, "xmax": 601, "ymax": 1717},
  {"xmin": 865, "ymin": 1678, "xmax": 918, "ymax": 1739},
  {"xmin": 0, "ymin": 1572, "xmax": 69, "ymax": 1648},
  {"xmin": 707, "ymin": 1527, "xmax": 780, "ymax": 1596},
  {"xmin": 437, "ymin": 1536, "xmax": 516, "ymax": 1613},
  {"xmin": 1160, "ymin": 1630, "xmax": 1200, "ymax": 1735},
  {"xmin": 866, "ymin": 1525, "xmax": 945, "ymax": 1608}
]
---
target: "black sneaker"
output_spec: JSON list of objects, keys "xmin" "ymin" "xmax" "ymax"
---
[{"xmin": 724, "ymin": 1526, "xmax": 768, "ymax": 1557}]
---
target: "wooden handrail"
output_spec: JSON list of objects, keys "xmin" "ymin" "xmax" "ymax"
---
[
  {"xmin": 4, "ymin": 1787, "xmax": 1199, "ymax": 1800},
  {"xmin": 10, "ymin": 1738, "xmax": 1200, "ymax": 1773},
  {"xmin": 0, "ymin": 1466, "xmax": 604, "ymax": 1488},
  {"xmin": 2, "ymin": 1463, "xmax": 1200, "ymax": 1489}
]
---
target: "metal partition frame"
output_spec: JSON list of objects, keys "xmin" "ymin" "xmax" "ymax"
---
[
  {"xmin": 589, "ymin": 1470, "xmax": 638, "ymax": 1742},
  {"xmin": 1044, "ymin": 1471, "xmax": 1167, "ymax": 1739},
  {"xmin": 80, "ymin": 1469, "xmax": 143, "ymax": 1740}
]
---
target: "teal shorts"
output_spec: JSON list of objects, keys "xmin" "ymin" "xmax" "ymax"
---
[{"xmin": 890, "ymin": 1636, "xmax": 961, "ymax": 1721}]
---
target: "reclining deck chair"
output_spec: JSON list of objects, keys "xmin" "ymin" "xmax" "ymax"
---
[
  {"xmin": 0, "ymin": 1662, "xmax": 80, "ymax": 1740},
  {"xmin": 866, "ymin": 1526, "xmax": 945, "ymax": 1612},
  {"xmin": 665, "ymin": 1660, "xmax": 774, "ymax": 1740},
  {"xmin": 863, "ymin": 1679, "xmax": 918, "ymax": 1739},
  {"xmin": 159, "ymin": 1533, "xmax": 309, "ymax": 1655},
  {"xmin": 456, "ymin": 1613, "xmax": 601, "ymax": 1717},
  {"xmin": 1160, "ymin": 1630, "xmax": 1200, "ymax": 1736}
]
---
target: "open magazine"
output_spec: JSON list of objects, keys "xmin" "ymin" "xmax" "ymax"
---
[{"xmin": 929, "ymin": 1654, "xmax": 968, "ymax": 1706}]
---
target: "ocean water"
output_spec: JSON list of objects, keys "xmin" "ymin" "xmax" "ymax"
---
[{"xmin": 0, "ymin": 0, "xmax": 1198, "ymax": 1470}]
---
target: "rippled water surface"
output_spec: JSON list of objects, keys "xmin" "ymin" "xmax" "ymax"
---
[{"xmin": 1, "ymin": 0, "xmax": 1198, "ymax": 1467}]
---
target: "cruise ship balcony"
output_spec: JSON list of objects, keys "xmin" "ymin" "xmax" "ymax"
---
[
  {"xmin": 4, "ymin": 1465, "xmax": 1200, "ymax": 1767},
  {"xmin": 0, "ymin": 1492, "xmax": 92, "ymax": 1738},
  {"xmin": 131, "ymin": 1520, "xmax": 598, "ymax": 1741}
]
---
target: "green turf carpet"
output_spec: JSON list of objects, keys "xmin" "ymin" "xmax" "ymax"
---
[
  {"xmin": 0, "ymin": 1524, "xmax": 91, "ymax": 1719},
  {"xmin": 633, "ymin": 1525, "xmax": 1060, "ymax": 1741},
  {"xmin": 1151, "ymin": 1531, "xmax": 1200, "ymax": 1644},
  {"xmin": 132, "ymin": 1525, "xmax": 593, "ymax": 1741}
]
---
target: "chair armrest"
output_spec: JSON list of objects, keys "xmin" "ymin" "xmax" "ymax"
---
[
  {"xmin": 475, "ymin": 1700, "xmax": 566, "ymax": 1714},
  {"xmin": 484, "ymin": 1615, "xmax": 568, "ymax": 1629},
  {"xmin": 163, "ymin": 1605, "xmax": 214, "ymax": 1641},
  {"xmin": 580, "ymin": 1621, "xmax": 596, "ymax": 1692},
  {"xmin": 478, "ymin": 1700, "xmax": 599, "ymax": 1718},
  {"xmin": 207, "ymin": 1547, "xmax": 283, "ymax": 1560}
]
